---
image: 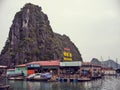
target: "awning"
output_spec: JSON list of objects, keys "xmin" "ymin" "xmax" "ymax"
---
[
  {"xmin": 42, "ymin": 66, "xmax": 58, "ymax": 69},
  {"xmin": 60, "ymin": 61, "xmax": 81, "ymax": 67}
]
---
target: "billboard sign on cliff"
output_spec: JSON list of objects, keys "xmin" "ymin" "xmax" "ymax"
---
[{"xmin": 63, "ymin": 48, "xmax": 72, "ymax": 61}]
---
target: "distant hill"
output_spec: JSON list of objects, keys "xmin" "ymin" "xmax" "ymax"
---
[
  {"xmin": 91, "ymin": 58, "xmax": 101, "ymax": 65},
  {"xmin": 0, "ymin": 3, "xmax": 82, "ymax": 67},
  {"xmin": 91, "ymin": 58, "xmax": 120, "ymax": 69}
]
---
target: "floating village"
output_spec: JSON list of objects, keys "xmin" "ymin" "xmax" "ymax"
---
[{"xmin": 0, "ymin": 48, "xmax": 119, "ymax": 89}]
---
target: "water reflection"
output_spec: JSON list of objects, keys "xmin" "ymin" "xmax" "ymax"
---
[
  {"xmin": 7, "ymin": 77, "xmax": 120, "ymax": 90},
  {"xmin": 27, "ymin": 82, "xmax": 85, "ymax": 90},
  {"xmin": 8, "ymin": 80, "xmax": 103, "ymax": 90},
  {"xmin": 8, "ymin": 80, "xmax": 27, "ymax": 90}
]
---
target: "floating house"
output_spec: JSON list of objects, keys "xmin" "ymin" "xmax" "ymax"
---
[
  {"xmin": 80, "ymin": 62, "xmax": 102, "ymax": 78},
  {"xmin": 7, "ymin": 64, "xmax": 27, "ymax": 77},
  {"xmin": 59, "ymin": 61, "xmax": 81, "ymax": 79},
  {"xmin": 26, "ymin": 62, "xmax": 40, "ymax": 75},
  {"xmin": 6, "ymin": 69, "xmax": 15, "ymax": 76},
  {"xmin": 26, "ymin": 60, "xmax": 60, "ymax": 75},
  {"xmin": 0, "ymin": 65, "xmax": 7, "ymax": 75},
  {"xmin": 15, "ymin": 64, "xmax": 27, "ymax": 76},
  {"xmin": 39, "ymin": 60, "xmax": 60, "ymax": 75},
  {"xmin": 101, "ymin": 67, "xmax": 116, "ymax": 76},
  {"xmin": 60, "ymin": 61, "xmax": 81, "ymax": 74}
]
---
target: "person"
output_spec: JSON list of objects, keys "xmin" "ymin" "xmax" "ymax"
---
[
  {"xmin": 50, "ymin": 70, "xmax": 53, "ymax": 73},
  {"xmin": 0, "ymin": 70, "xmax": 2, "ymax": 75},
  {"xmin": 21, "ymin": 71, "xmax": 24, "ymax": 76}
]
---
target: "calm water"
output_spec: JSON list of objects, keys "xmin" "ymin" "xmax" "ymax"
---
[{"xmin": 7, "ymin": 77, "xmax": 120, "ymax": 90}]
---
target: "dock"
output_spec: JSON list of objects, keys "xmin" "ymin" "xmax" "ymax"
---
[
  {"xmin": 57, "ymin": 76, "xmax": 102, "ymax": 82},
  {"xmin": 57, "ymin": 77, "xmax": 91, "ymax": 82}
]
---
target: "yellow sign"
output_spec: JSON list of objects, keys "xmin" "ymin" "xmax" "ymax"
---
[
  {"xmin": 63, "ymin": 52, "xmax": 72, "ymax": 57},
  {"xmin": 64, "ymin": 57, "xmax": 72, "ymax": 61},
  {"xmin": 63, "ymin": 51, "xmax": 72, "ymax": 61}
]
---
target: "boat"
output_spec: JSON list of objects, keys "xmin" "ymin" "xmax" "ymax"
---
[
  {"xmin": 0, "ymin": 84, "xmax": 10, "ymax": 89},
  {"xmin": 27, "ymin": 73, "xmax": 52, "ymax": 81}
]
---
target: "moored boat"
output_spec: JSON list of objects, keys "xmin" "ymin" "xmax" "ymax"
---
[{"xmin": 27, "ymin": 72, "xmax": 52, "ymax": 81}]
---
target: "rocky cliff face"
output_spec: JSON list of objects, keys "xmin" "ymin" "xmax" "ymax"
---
[{"xmin": 0, "ymin": 3, "xmax": 82, "ymax": 67}]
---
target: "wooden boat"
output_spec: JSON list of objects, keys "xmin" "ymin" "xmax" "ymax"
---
[{"xmin": 0, "ymin": 84, "xmax": 10, "ymax": 89}]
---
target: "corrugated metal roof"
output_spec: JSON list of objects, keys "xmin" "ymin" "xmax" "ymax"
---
[{"xmin": 60, "ymin": 61, "xmax": 81, "ymax": 66}]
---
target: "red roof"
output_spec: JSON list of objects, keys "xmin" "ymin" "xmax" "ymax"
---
[
  {"xmin": 0, "ymin": 65, "xmax": 7, "ymax": 69},
  {"xmin": 16, "ymin": 64, "xmax": 26, "ymax": 67},
  {"xmin": 26, "ymin": 60, "xmax": 60, "ymax": 66}
]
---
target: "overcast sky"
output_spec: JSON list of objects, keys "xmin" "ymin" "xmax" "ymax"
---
[{"xmin": 0, "ymin": 0, "xmax": 120, "ymax": 62}]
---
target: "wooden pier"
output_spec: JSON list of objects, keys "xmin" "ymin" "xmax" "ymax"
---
[{"xmin": 57, "ymin": 77, "xmax": 91, "ymax": 82}]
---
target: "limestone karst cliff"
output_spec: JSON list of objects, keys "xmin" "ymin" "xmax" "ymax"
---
[{"xmin": 0, "ymin": 3, "xmax": 82, "ymax": 67}]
